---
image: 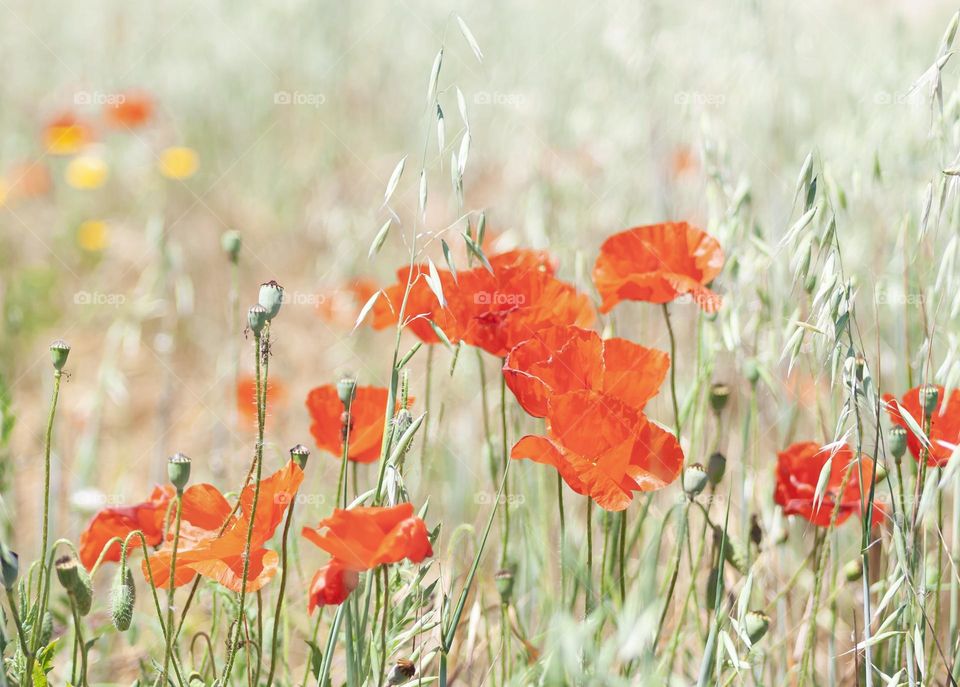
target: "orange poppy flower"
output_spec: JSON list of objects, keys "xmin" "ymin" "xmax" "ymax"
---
[
  {"xmin": 308, "ymin": 560, "xmax": 359, "ymax": 612},
  {"xmin": 43, "ymin": 113, "xmax": 93, "ymax": 155},
  {"xmin": 511, "ymin": 390, "xmax": 683, "ymax": 511},
  {"xmin": 449, "ymin": 249, "xmax": 595, "ymax": 357},
  {"xmin": 236, "ymin": 375, "xmax": 286, "ymax": 425},
  {"xmin": 144, "ymin": 461, "xmax": 303, "ymax": 592},
  {"xmin": 4, "ymin": 160, "xmax": 52, "ymax": 200},
  {"xmin": 371, "ymin": 265, "xmax": 460, "ymax": 344},
  {"xmin": 774, "ymin": 442, "xmax": 883, "ymax": 527},
  {"xmin": 78, "ymin": 485, "xmax": 175, "ymax": 570},
  {"xmin": 306, "ymin": 385, "xmax": 411, "ymax": 464},
  {"xmin": 104, "ymin": 91, "xmax": 154, "ymax": 128},
  {"xmin": 303, "ymin": 502, "xmax": 431, "ymax": 566},
  {"xmin": 883, "ymin": 386, "xmax": 960, "ymax": 467},
  {"xmin": 503, "ymin": 325, "xmax": 669, "ymax": 418},
  {"xmin": 593, "ymin": 222, "xmax": 724, "ymax": 314}
]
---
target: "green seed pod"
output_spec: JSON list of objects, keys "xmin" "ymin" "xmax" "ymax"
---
[
  {"xmin": 167, "ymin": 452, "xmax": 192, "ymax": 493},
  {"xmin": 248, "ymin": 304, "xmax": 268, "ymax": 335},
  {"xmin": 290, "ymin": 444, "xmax": 310, "ymax": 470},
  {"xmin": 111, "ymin": 565, "xmax": 136, "ymax": 631},
  {"xmin": 495, "ymin": 564, "xmax": 516, "ymax": 605},
  {"xmin": 683, "ymin": 464, "xmax": 708, "ymax": 498},
  {"xmin": 55, "ymin": 554, "xmax": 93, "ymax": 616},
  {"xmin": 744, "ymin": 359, "xmax": 760, "ymax": 386},
  {"xmin": 921, "ymin": 385, "xmax": 940, "ymax": 417},
  {"xmin": 889, "ymin": 426, "xmax": 907, "ymax": 460},
  {"xmin": 0, "ymin": 542, "xmax": 19, "ymax": 590},
  {"xmin": 258, "ymin": 280, "xmax": 284, "ymax": 320},
  {"xmin": 337, "ymin": 376, "xmax": 357, "ymax": 409},
  {"xmin": 709, "ymin": 383, "xmax": 730, "ymax": 414},
  {"xmin": 50, "ymin": 340, "xmax": 71, "ymax": 371},
  {"xmin": 221, "ymin": 230, "xmax": 242, "ymax": 264},
  {"xmin": 843, "ymin": 559, "xmax": 863, "ymax": 582},
  {"xmin": 744, "ymin": 610, "xmax": 770, "ymax": 644},
  {"xmin": 706, "ymin": 452, "xmax": 727, "ymax": 486}
]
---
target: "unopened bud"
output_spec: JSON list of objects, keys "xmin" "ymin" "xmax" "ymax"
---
[
  {"xmin": 55, "ymin": 554, "xmax": 93, "ymax": 616},
  {"xmin": 50, "ymin": 340, "xmax": 71, "ymax": 371},
  {"xmin": 221, "ymin": 230, "xmax": 242, "ymax": 264},
  {"xmin": 290, "ymin": 444, "xmax": 310, "ymax": 470},
  {"xmin": 707, "ymin": 451, "xmax": 726, "ymax": 486},
  {"xmin": 744, "ymin": 610, "xmax": 770, "ymax": 644},
  {"xmin": 683, "ymin": 464, "xmax": 708, "ymax": 498},
  {"xmin": 168, "ymin": 452, "xmax": 192, "ymax": 492},
  {"xmin": 495, "ymin": 564, "xmax": 516, "ymax": 604},
  {"xmin": 258, "ymin": 280, "xmax": 284, "ymax": 320},
  {"xmin": 0, "ymin": 543, "xmax": 18, "ymax": 590},
  {"xmin": 843, "ymin": 559, "xmax": 863, "ymax": 582},
  {"xmin": 744, "ymin": 359, "xmax": 760, "ymax": 386},
  {"xmin": 111, "ymin": 565, "xmax": 136, "ymax": 631},
  {"xmin": 709, "ymin": 383, "xmax": 731, "ymax": 414}
]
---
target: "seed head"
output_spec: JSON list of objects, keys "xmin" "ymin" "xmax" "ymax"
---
[
  {"xmin": 495, "ymin": 564, "xmax": 516, "ymax": 604},
  {"xmin": 168, "ymin": 452, "xmax": 192, "ymax": 492},
  {"xmin": 706, "ymin": 451, "xmax": 726, "ymax": 486},
  {"xmin": 0, "ymin": 543, "xmax": 18, "ymax": 590},
  {"xmin": 889, "ymin": 426, "xmax": 907, "ymax": 460},
  {"xmin": 683, "ymin": 463, "xmax": 708, "ymax": 498},
  {"xmin": 337, "ymin": 376, "xmax": 357, "ymax": 409},
  {"xmin": 290, "ymin": 444, "xmax": 310, "ymax": 470},
  {"xmin": 744, "ymin": 610, "xmax": 770, "ymax": 644},
  {"xmin": 744, "ymin": 359, "xmax": 760, "ymax": 386},
  {"xmin": 248, "ymin": 304, "xmax": 268, "ymax": 335},
  {"xmin": 55, "ymin": 554, "xmax": 93, "ymax": 616},
  {"xmin": 258, "ymin": 280, "xmax": 284, "ymax": 321},
  {"xmin": 921, "ymin": 385, "xmax": 940, "ymax": 417},
  {"xmin": 221, "ymin": 230, "xmax": 242, "ymax": 264},
  {"xmin": 709, "ymin": 383, "xmax": 730, "ymax": 414},
  {"xmin": 50, "ymin": 339, "xmax": 71, "ymax": 371},
  {"xmin": 843, "ymin": 558, "xmax": 863, "ymax": 582}
]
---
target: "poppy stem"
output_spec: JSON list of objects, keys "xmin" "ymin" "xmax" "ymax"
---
[
  {"xmin": 27, "ymin": 368, "xmax": 62, "ymax": 680},
  {"xmin": 161, "ymin": 492, "xmax": 183, "ymax": 686},
  {"xmin": 661, "ymin": 304, "xmax": 681, "ymax": 437},
  {"xmin": 585, "ymin": 498, "xmax": 593, "ymax": 617},
  {"xmin": 653, "ymin": 499, "xmax": 689, "ymax": 651},
  {"xmin": 557, "ymin": 474, "xmax": 565, "ymax": 602},
  {"xmin": 499, "ymin": 368, "xmax": 510, "ymax": 567},
  {"xmin": 265, "ymin": 493, "xmax": 298, "ymax": 687}
]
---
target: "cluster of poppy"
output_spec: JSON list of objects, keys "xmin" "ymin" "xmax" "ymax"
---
[{"xmin": 43, "ymin": 90, "xmax": 154, "ymax": 157}]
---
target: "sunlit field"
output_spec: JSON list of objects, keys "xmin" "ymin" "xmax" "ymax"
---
[{"xmin": 3, "ymin": 1, "xmax": 960, "ymax": 685}]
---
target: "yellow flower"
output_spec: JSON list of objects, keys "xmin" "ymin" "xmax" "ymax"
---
[
  {"xmin": 66, "ymin": 156, "xmax": 109, "ymax": 190},
  {"xmin": 44, "ymin": 117, "xmax": 91, "ymax": 156},
  {"xmin": 77, "ymin": 220, "xmax": 109, "ymax": 252},
  {"xmin": 159, "ymin": 147, "xmax": 199, "ymax": 180}
]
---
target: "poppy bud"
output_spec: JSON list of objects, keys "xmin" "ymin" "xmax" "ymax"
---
[
  {"xmin": 221, "ymin": 230, "xmax": 241, "ymax": 264},
  {"xmin": 843, "ymin": 558, "xmax": 863, "ymax": 582},
  {"xmin": 0, "ymin": 543, "xmax": 18, "ymax": 590},
  {"xmin": 258, "ymin": 280, "xmax": 284, "ymax": 321},
  {"xmin": 889, "ymin": 426, "xmax": 907, "ymax": 460},
  {"xmin": 248, "ymin": 304, "xmax": 268, "ymax": 335},
  {"xmin": 707, "ymin": 451, "xmax": 726, "ymax": 486},
  {"xmin": 55, "ymin": 554, "xmax": 93, "ymax": 616},
  {"xmin": 495, "ymin": 564, "xmax": 516, "ymax": 604},
  {"xmin": 337, "ymin": 376, "xmax": 357, "ymax": 409},
  {"xmin": 749, "ymin": 514, "xmax": 763, "ymax": 549},
  {"xmin": 709, "ymin": 383, "xmax": 730, "ymax": 414},
  {"xmin": 744, "ymin": 610, "xmax": 770, "ymax": 644},
  {"xmin": 744, "ymin": 359, "xmax": 760, "ymax": 386},
  {"xmin": 683, "ymin": 464, "xmax": 708, "ymax": 498},
  {"xmin": 921, "ymin": 385, "xmax": 940, "ymax": 418},
  {"xmin": 111, "ymin": 565, "xmax": 136, "ymax": 631},
  {"xmin": 50, "ymin": 339, "xmax": 71, "ymax": 371},
  {"xmin": 168, "ymin": 452, "xmax": 192, "ymax": 493},
  {"xmin": 387, "ymin": 659, "xmax": 416, "ymax": 685},
  {"xmin": 290, "ymin": 444, "xmax": 310, "ymax": 470}
]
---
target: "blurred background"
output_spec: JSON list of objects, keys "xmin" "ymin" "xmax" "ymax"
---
[{"xmin": 1, "ymin": 0, "xmax": 958, "ymax": 678}]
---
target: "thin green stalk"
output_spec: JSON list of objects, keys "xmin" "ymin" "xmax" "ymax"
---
[
  {"xmin": 653, "ymin": 499, "xmax": 690, "ymax": 650},
  {"xmin": 557, "ymin": 474, "xmax": 566, "ymax": 603},
  {"xmin": 162, "ymin": 493, "xmax": 184, "ymax": 684},
  {"xmin": 499, "ymin": 369, "xmax": 510, "ymax": 566},
  {"xmin": 585, "ymin": 499, "xmax": 594, "ymax": 617},
  {"xmin": 71, "ymin": 601, "xmax": 89, "ymax": 687},
  {"xmin": 661, "ymin": 304, "xmax": 680, "ymax": 436},
  {"xmin": 265, "ymin": 492, "xmax": 298, "ymax": 686}
]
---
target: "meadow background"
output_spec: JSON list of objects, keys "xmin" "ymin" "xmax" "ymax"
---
[{"xmin": 1, "ymin": 0, "xmax": 958, "ymax": 683}]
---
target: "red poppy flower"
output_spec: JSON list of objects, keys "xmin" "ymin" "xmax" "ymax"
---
[
  {"xmin": 371, "ymin": 265, "xmax": 460, "ymax": 344},
  {"xmin": 308, "ymin": 560, "xmax": 360, "ymax": 613},
  {"xmin": 449, "ymin": 250, "xmax": 595, "ymax": 357},
  {"xmin": 593, "ymin": 222, "xmax": 724, "ymax": 314},
  {"xmin": 503, "ymin": 325, "xmax": 669, "ymax": 418},
  {"xmin": 43, "ymin": 113, "xmax": 93, "ymax": 155},
  {"xmin": 774, "ymin": 442, "xmax": 883, "ymax": 527},
  {"xmin": 78, "ymin": 485, "xmax": 175, "ymax": 570},
  {"xmin": 884, "ymin": 386, "xmax": 960, "ymax": 467},
  {"xmin": 511, "ymin": 390, "xmax": 683, "ymax": 511},
  {"xmin": 302, "ymin": 502, "xmax": 432, "ymax": 572},
  {"xmin": 236, "ymin": 375, "xmax": 286, "ymax": 425},
  {"xmin": 306, "ymin": 385, "xmax": 411, "ymax": 464},
  {"xmin": 144, "ymin": 461, "xmax": 303, "ymax": 592},
  {"xmin": 104, "ymin": 91, "xmax": 154, "ymax": 129}
]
